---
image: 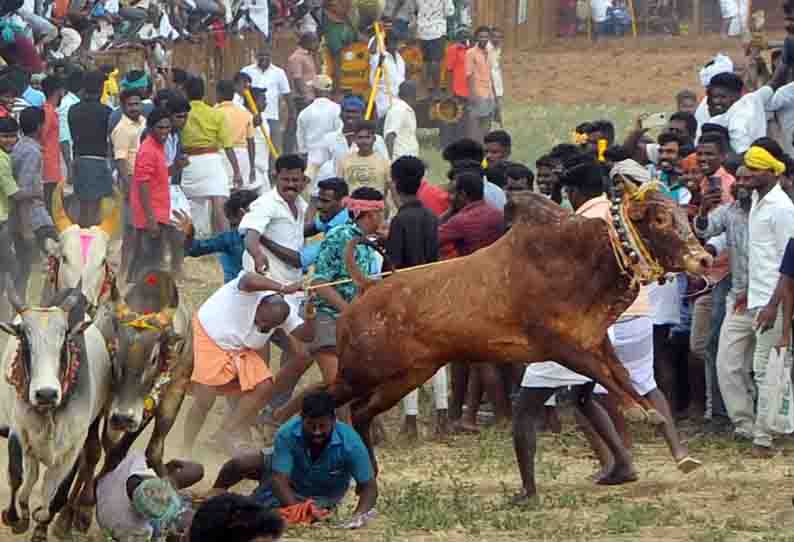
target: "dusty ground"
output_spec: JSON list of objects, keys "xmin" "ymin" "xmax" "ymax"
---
[
  {"xmin": 503, "ymin": 33, "xmax": 775, "ymax": 106},
  {"xmin": 2, "ymin": 32, "xmax": 793, "ymax": 542}
]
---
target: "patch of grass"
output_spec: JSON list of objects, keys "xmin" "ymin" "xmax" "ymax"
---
[
  {"xmin": 604, "ymin": 502, "xmax": 665, "ymax": 534},
  {"xmin": 420, "ymin": 103, "xmax": 645, "ymax": 186}
]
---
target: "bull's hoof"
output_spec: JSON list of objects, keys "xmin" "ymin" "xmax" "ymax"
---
[
  {"xmin": 51, "ymin": 508, "xmax": 73, "ymax": 539},
  {"xmin": 646, "ymin": 408, "xmax": 666, "ymax": 426},
  {"xmin": 623, "ymin": 406, "xmax": 648, "ymax": 423},
  {"xmin": 30, "ymin": 524, "xmax": 48, "ymax": 542},
  {"xmin": 3, "ymin": 508, "xmax": 29, "ymax": 534}
]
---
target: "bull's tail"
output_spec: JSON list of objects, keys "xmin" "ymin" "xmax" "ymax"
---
[{"xmin": 344, "ymin": 237, "xmax": 378, "ymax": 293}]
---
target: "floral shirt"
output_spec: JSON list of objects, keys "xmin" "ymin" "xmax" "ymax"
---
[{"xmin": 313, "ymin": 222, "xmax": 380, "ymax": 319}]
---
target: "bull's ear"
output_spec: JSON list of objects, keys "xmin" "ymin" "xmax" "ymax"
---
[{"xmin": 0, "ymin": 323, "xmax": 21, "ymax": 337}]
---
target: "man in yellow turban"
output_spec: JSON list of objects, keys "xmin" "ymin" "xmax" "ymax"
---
[{"xmin": 739, "ymin": 138, "xmax": 794, "ymax": 457}]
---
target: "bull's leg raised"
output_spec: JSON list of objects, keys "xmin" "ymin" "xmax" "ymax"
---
[
  {"xmin": 598, "ymin": 339, "xmax": 664, "ymax": 425},
  {"xmin": 551, "ymin": 339, "xmax": 653, "ymax": 423},
  {"xmin": 351, "ymin": 365, "xmax": 442, "ymax": 474},
  {"xmin": 3, "ymin": 431, "xmax": 30, "ymax": 533},
  {"xmin": 69, "ymin": 417, "xmax": 104, "ymax": 532},
  {"xmin": 148, "ymin": 382, "xmax": 189, "ymax": 477}
]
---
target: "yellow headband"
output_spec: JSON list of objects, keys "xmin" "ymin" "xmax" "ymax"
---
[{"xmin": 745, "ymin": 146, "xmax": 786, "ymax": 175}]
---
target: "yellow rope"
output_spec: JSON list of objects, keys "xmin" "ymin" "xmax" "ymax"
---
[{"xmin": 304, "ymin": 257, "xmax": 461, "ymax": 291}]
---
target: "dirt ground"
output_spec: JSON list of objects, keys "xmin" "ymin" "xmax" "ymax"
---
[
  {"xmin": 503, "ymin": 33, "xmax": 778, "ymax": 105},
  {"xmin": 2, "ymin": 31, "xmax": 794, "ymax": 542}
]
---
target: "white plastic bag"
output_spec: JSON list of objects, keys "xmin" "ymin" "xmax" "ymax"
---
[
  {"xmin": 764, "ymin": 347, "xmax": 794, "ymax": 435},
  {"xmin": 169, "ymin": 185, "xmax": 191, "ymax": 222}
]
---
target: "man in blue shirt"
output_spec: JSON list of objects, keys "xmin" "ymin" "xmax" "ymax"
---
[
  {"xmin": 211, "ymin": 391, "xmax": 378, "ymax": 528},
  {"xmin": 173, "ymin": 189, "xmax": 259, "ymax": 283},
  {"xmin": 301, "ymin": 177, "xmax": 349, "ymax": 268}
]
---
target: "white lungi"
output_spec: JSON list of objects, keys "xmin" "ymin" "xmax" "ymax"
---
[
  {"xmin": 521, "ymin": 316, "xmax": 656, "ymax": 397},
  {"xmin": 181, "ymin": 153, "xmax": 231, "ymax": 199},
  {"xmin": 223, "ymin": 147, "xmax": 253, "ymax": 190},
  {"xmin": 403, "ymin": 366, "xmax": 449, "ymax": 416},
  {"xmin": 521, "ymin": 361, "xmax": 591, "ymax": 389},
  {"xmin": 182, "ymin": 153, "xmax": 231, "ymax": 237},
  {"xmin": 595, "ymin": 316, "xmax": 656, "ymax": 396},
  {"xmin": 253, "ymin": 140, "xmax": 271, "ymax": 192}
]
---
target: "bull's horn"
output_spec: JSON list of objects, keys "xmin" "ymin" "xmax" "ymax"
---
[
  {"xmin": 51, "ymin": 183, "xmax": 74, "ymax": 233},
  {"xmin": 97, "ymin": 189, "xmax": 122, "ymax": 237}
]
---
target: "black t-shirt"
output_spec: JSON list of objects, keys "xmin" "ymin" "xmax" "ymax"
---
[
  {"xmin": 385, "ymin": 200, "xmax": 440, "ymax": 269},
  {"xmin": 780, "ymin": 238, "xmax": 794, "ymax": 279},
  {"xmin": 68, "ymin": 99, "xmax": 112, "ymax": 158}
]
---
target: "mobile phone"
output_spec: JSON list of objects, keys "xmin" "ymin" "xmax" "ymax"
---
[{"xmin": 642, "ymin": 112, "xmax": 669, "ymax": 130}]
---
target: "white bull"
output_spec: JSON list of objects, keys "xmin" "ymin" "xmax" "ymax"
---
[
  {"xmin": 43, "ymin": 183, "xmax": 121, "ymax": 313},
  {"xmin": 0, "ymin": 283, "xmax": 112, "ymax": 542}
]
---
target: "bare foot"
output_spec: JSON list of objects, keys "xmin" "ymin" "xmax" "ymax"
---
[
  {"xmin": 509, "ymin": 490, "xmax": 540, "ymax": 506},
  {"xmin": 433, "ymin": 409, "xmax": 450, "ymax": 439},
  {"xmin": 399, "ymin": 416, "xmax": 419, "ymax": 442},
  {"xmin": 595, "ymin": 463, "xmax": 638, "ymax": 485},
  {"xmin": 676, "ymin": 456, "xmax": 703, "ymax": 473},
  {"xmin": 452, "ymin": 417, "xmax": 480, "ymax": 434}
]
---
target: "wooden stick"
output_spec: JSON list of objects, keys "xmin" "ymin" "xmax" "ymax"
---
[
  {"xmin": 627, "ymin": 0, "xmax": 638, "ymax": 37},
  {"xmin": 243, "ymin": 88, "xmax": 280, "ymax": 159}
]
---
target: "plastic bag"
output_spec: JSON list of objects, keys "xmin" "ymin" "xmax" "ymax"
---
[
  {"xmin": 169, "ymin": 185, "xmax": 191, "ymax": 222},
  {"xmin": 764, "ymin": 347, "xmax": 794, "ymax": 434}
]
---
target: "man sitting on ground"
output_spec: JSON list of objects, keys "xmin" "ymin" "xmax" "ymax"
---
[{"xmin": 212, "ymin": 391, "xmax": 378, "ymax": 528}]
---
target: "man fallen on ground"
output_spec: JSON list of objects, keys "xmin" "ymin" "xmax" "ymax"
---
[
  {"xmin": 96, "ymin": 450, "xmax": 204, "ymax": 542},
  {"xmin": 212, "ymin": 391, "xmax": 378, "ymax": 529}
]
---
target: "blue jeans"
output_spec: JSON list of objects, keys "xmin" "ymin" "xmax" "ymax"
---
[{"xmin": 707, "ymin": 276, "xmax": 731, "ymax": 419}]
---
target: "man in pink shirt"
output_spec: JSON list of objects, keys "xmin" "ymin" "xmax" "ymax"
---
[{"xmin": 129, "ymin": 108, "xmax": 172, "ymax": 283}]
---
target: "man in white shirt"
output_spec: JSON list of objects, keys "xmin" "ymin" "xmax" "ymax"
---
[
  {"xmin": 309, "ymin": 96, "xmax": 388, "ymax": 187},
  {"xmin": 296, "ymin": 75, "xmax": 341, "ymax": 164},
  {"xmin": 765, "ymin": 74, "xmax": 794, "ymax": 158},
  {"xmin": 369, "ymin": 33, "xmax": 406, "ymax": 121},
  {"xmin": 240, "ymin": 153, "xmax": 308, "ymax": 334},
  {"xmin": 590, "ymin": 0, "xmax": 612, "ymax": 37},
  {"xmin": 416, "ymin": 0, "xmax": 455, "ymax": 96},
  {"xmin": 740, "ymin": 139, "xmax": 794, "ymax": 455},
  {"xmin": 242, "ymin": 47, "xmax": 293, "ymax": 160},
  {"xmin": 384, "ymin": 81, "xmax": 419, "ymax": 161},
  {"xmin": 695, "ymin": 65, "xmax": 789, "ymax": 153}
]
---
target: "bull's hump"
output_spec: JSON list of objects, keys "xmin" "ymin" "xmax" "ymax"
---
[{"xmin": 511, "ymin": 192, "xmax": 572, "ymax": 227}]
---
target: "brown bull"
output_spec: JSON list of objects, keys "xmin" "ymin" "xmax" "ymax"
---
[{"xmin": 322, "ymin": 178, "xmax": 711, "ymax": 468}]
